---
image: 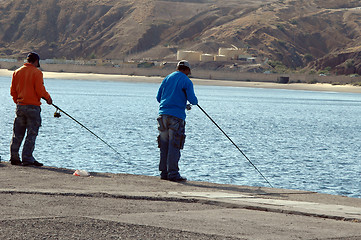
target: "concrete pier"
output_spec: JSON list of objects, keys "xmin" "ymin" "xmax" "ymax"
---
[{"xmin": 0, "ymin": 162, "xmax": 360, "ymax": 239}]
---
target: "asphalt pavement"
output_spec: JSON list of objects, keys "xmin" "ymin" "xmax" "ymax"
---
[{"xmin": 0, "ymin": 161, "xmax": 360, "ymax": 239}]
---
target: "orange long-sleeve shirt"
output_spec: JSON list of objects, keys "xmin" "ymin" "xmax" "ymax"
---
[{"xmin": 10, "ymin": 63, "xmax": 51, "ymax": 106}]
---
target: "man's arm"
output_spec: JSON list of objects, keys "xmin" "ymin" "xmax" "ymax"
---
[
  {"xmin": 35, "ymin": 71, "xmax": 52, "ymax": 104},
  {"xmin": 10, "ymin": 75, "xmax": 18, "ymax": 104},
  {"xmin": 156, "ymin": 81, "xmax": 165, "ymax": 103},
  {"xmin": 185, "ymin": 80, "xmax": 198, "ymax": 105}
]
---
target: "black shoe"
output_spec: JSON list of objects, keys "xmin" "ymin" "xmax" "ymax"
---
[
  {"xmin": 160, "ymin": 176, "xmax": 168, "ymax": 180},
  {"xmin": 10, "ymin": 160, "xmax": 22, "ymax": 165},
  {"xmin": 22, "ymin": 160, "xmax": 43, "ymax": 167},
  {"xmin": 169, "ymin": 176, "xmax": 187, "ymax": 182}
]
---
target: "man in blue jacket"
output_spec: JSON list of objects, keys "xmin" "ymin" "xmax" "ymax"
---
[{"xmin": 156, "ymin": 60, "xmax": 198, "ymax": 182}]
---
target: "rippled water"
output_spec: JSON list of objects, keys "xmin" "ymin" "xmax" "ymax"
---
[{"xmin": 1, "ymin": 76, "xmax": 360, "ymax": 198}]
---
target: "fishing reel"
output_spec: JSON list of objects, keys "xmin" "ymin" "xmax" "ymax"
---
[
  {"xmin": 186, "ymin": 104, "xmax": 192, "ymax": 111},
  {"xmin": 54, "ymin": 109, "xmax": 61, "ymax": 118}
]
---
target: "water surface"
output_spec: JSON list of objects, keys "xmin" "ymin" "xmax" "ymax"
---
[{"xmin": 1, "ymin": 76, "xmax": 360, "ymax": 198}]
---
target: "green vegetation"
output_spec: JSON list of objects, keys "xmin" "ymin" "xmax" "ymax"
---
[
  {"xmin": 8, "ymin": 65, "xmax": 17, "ymax": 71},
  {"xmin": 304, "ymin": 53, "xmax": 314, "ymax": 63},
  {"xmin": 268, "ymin": 60, "xmax": 289, "ymax": 73},
  {"xmin": 318, "ymin": 67, "xmax": 331, "ymax": 75},
  {"xmin": 49, "ymin": 42, "xmax": 58, "ymax": 49},
  {"xmin": 298, "ymin": 68, "xmax": 308, "ymax": 74},
  {"xmin": 268, "ymin": 60, "xmax": 288, "ymax": 73},
  {"xmin": 307, "ymin": 79, "xmax": 318, "ymax": 84},
  {"xmin": 346, "ymin": 59, "xmax": 355, "ymax": 68},
  {"xmin": 290, "ymin": 19, "xmax": 298, "ymax": 25},
  {"xmin": 309, "ymin": 70, "xmax": 317, "ymax": 75},
  {"xmin": 324, "ymin": 66, "xmax": 332, "ymax": 72},
  {"xmin": 289, "ymin": 79, "xmax": 303, "ymax": 83},
  {"xmin": 350, "ymin": 74, "xmax": 361, "ymax": 86},
  {"xmin": 137, "ymin": 62, "xmax": 154, "ymax": 68},
  {"xmin": 276, "ymin": 24, "xmax": 285, "ymax": 31},
  {"xmin": 331, "ymin": 82, "xmax": 346, "ymax": 85},
  {"xmin": 277, "ymin": 40, "xmax": 286, "ymax": 48}
]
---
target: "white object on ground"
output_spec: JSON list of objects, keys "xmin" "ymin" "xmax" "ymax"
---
[{"xmin": 73, "ymin": 169, "xmax": 90, "ymax": 177}]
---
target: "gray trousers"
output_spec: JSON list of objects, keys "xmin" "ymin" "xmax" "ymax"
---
[{"xmin": 10, "ymin": 105, "xmax": 41, "ymax": 163}]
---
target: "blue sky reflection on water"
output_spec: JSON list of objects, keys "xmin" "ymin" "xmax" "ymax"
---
[{"xmin": 1, "ymin": 76, "xmax": 360, "ymax": 198}]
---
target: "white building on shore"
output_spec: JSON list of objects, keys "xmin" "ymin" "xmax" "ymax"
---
[{"xmin": 177, "ymin": 47, "xmax": 251, "ymax": 62}]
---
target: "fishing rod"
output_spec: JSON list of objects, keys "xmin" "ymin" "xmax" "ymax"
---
[
  {"xmin": 197, "ymin": 104, "xmax": 273, "ymax": 188},
  {"xmin": 52, "ymin": 103, "xmax": 124, "ymax": 160}
]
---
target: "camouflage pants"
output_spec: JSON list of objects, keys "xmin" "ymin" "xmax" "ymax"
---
[
  {"xmin": 157, "ymin": 115, "xmax": 186, "ymax": 180},
  {"xmin": 10, "ymin": 105, "xmax": 41, "ymax": 163}
]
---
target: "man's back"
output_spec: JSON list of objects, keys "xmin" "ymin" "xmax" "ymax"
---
[
  {"xmin": 157, "ymin": 71, "xmax": 198, "ymax": 120},
  {"xmin": 11, "ymin": 63, "xmax": 50, "ymax": 106}
]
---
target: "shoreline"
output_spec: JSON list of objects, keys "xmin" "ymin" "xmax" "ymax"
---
[{"xmin": 1, "ymin": 68, "xmax": 361, "ymax": 93}]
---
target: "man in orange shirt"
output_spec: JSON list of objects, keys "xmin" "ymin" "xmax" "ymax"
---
[{"xmin": 10, "ymin": 52, "xmax": 52, "ymax": 166}]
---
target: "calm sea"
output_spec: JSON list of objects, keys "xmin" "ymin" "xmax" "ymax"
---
[{"xmin": 1, "ymin": 76, "xmax": 360, "ymax": 198}]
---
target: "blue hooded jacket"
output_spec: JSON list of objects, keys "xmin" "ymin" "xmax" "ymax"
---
[{"xmin": 156, "ymin": 71, "xmax": 198, "ymax": 120}]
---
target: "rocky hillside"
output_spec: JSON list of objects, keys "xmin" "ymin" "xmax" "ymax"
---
[{"xmin": 0, "ymin": 0, "xmax": 360, "ymax": 74}]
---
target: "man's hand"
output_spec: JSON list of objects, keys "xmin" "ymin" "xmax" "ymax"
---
[
  {"xmin": 46, "ymin": 96, "xmax": 53, "ymax": 105},
  {"xmin": 186, "ymin": 104, "xmax": 192, "ymax": 111}
]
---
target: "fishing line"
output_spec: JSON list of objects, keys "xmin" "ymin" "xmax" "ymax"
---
[
  {"xmin": 52, "ymin": 103, "xmax": 126, "ymax": 162},
  {"xmin": 197, "ymin": 104, "xmax": 273, "ymax": 188}
]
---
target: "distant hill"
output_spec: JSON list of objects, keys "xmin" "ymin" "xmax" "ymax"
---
[{"xmin": 0, "ymin": 0, "xmax": 360, "ymax": 74}]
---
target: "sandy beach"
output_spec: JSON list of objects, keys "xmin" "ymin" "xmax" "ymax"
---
[{"xmin": 1, "ymin": 68, "xmax": 361, "ymax": 93}]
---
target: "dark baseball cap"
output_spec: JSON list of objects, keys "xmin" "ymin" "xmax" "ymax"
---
[{"xmin": 27, "ymin": 52, "xmax": 40, "ymax": 67}]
